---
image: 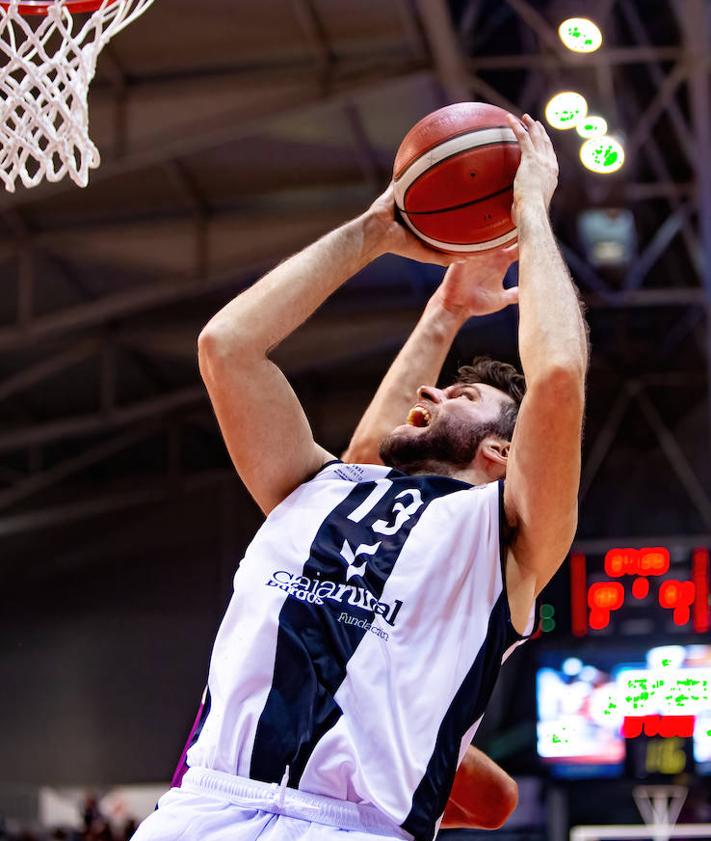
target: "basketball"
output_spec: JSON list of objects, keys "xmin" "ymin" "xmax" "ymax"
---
[{"xmin": 393, "ymin": 102, "xmax": 521, "ymax": 253}]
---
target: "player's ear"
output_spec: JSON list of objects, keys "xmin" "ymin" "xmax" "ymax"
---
[{"xmin": 481, "ymin": 437, "xmax": 509, "ymax": 466}]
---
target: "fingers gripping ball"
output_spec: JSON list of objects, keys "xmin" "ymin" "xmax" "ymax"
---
[{"xmin": 393, "ymin": 102, "xmax": 520, "ymax": 254}]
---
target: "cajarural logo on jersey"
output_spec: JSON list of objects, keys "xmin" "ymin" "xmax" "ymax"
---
[{"xmin": 265, "ymin": 481, "xmax": 424, "ymax": 639}]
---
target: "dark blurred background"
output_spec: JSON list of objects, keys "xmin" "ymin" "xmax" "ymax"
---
[{"xmin": 2, "ymin": 1, "xmax": 711, "ymax": 840}]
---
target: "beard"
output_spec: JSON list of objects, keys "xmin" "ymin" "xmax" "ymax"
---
[{"xmin": 379, "ymin": 414, "xmax": 493, "ymax": 476}]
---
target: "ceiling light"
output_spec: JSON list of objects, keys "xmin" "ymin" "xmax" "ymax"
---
[
  {"xmin": 545, "ymin": 91, "xmax": 588, "ymax": 130},
  {"xmin": 558, "ymin": 17, "xmax": 603, "ymax": 53},
  {"xmin": 576, "ymin": 115, "xmax": 608, "ymax": 139},
  {"xmin": 580, "ymin": 136, "xmax": 625, "ymax": 174}
]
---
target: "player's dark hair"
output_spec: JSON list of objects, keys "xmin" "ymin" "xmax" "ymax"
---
[{"xmin": 453, "ymin": 356, "xmax": 526, "ymax": 442}]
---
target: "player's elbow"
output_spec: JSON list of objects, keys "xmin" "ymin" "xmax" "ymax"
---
[
  {"xmin": 494, "ymin": 776, "xmax": 519, "ymax": 828},
  {"xmin": 479, "ymin": 777, "xmax": 518, "ymax": 829},
  {"xmin": 197, "ymin": 326, "xmax": 224, "ymax": 382},
  {"xmin": 197, "ymin": 321, "xmax": 254, "ymax": 376},
  {"xmin": 528, "ymin": 361, "xmax": 585, "ymax": 412},
  {"xmin": 539, "ymin": 357, "xmax": 585, "ymax": 387}
]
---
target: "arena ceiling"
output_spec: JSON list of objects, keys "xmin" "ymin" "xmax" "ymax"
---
[{"xmin": 1, "ymin": 0, "xmax": 711, "ymax": 578}]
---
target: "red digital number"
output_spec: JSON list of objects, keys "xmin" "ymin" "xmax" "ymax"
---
[
  {"xmin": 604, "ymin": 547, "xmax": 669, "ymax": 578},
  {"xmin": 588, "ymin": 582, "xmax": 625, "ymax": 629},
  {"xmin": 659, "ymin": 579, "xmax": 695, "ymax": 625}
]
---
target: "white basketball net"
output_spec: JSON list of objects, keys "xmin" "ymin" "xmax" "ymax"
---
[{"xmin": 0, "ymin": 0, "xmax": 156, "ymax": 192}]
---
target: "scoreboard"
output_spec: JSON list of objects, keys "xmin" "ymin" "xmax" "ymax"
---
[
  {"xmin": 535, "ymin": 545, "xmax": 711, "ymax": 780},
  {"xmin": 568, "ymin": 546, "xmax": 710, "ymax": 637}
]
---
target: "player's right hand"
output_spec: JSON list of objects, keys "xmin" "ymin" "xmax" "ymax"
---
[
  {"xmin": 366, "ymin": 182, "xmax": 468, "ymax": 268},
  {"xmin": 505, "ymin": 113, "xmax": 559, "ymax": 222}
]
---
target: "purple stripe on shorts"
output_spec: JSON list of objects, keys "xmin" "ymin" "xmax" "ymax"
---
[{"xmin": 170, "ymin": 689, "xmax": 210, "ymax": 788}]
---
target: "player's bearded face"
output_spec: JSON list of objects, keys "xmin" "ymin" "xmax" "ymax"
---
[{"xmin": 379, "ymin": 409, "xmax": 494, "ymax": 474}]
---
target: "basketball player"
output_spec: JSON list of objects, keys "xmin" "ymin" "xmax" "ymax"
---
[{"xmin": 134, "ymin": 114, "xmax": 587, "ymax": 841}]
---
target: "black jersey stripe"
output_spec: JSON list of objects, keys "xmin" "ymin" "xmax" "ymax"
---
[{"xmin": 249, "ymin": 472, "xmax": 473, "ymax": 788}]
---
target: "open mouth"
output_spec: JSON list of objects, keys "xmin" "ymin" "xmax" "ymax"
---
[{"xmin": 406, "ymin": 405, "xmax": 432, "ymax": 427}]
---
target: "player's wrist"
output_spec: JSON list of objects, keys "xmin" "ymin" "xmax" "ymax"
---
[
  {"xmin": 513, "ymin": 193, "xmax": 547, "ymax": 215},
  {"xmin": 359, "ymin": 205, "xmax": 394, "ymax": 260},
  {"xmin": 427, "ymin": 288, "xmax": 470, "ymax": 329},
  {"xmin": 513, "ymin": 195, "xmax": 550, "ymax": 233}
]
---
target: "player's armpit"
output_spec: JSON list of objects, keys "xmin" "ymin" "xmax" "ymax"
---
[
  {"xmin": 441, "ymin": 746, "xmax": 518, "ymax": 830},
  {"xmin": 198, "ymin": 334, "xmax": 333, "ymax": 516},
  {"xmin": 504, "ymin": 367, "xmax": 585, "ymax": 595}
]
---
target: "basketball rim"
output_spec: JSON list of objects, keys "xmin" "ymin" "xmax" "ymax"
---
[{"xmin": 0, "ymin": 0, "xmax": 117, "ymax": 14}]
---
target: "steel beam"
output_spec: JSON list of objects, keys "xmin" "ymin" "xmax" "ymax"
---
[
  {"xmin": 291, "ymin": 0, "xmax": 336, "ymax": 86},
  {"xmin": 0, "ymin": 385, "xmax": 206, "ymax": 454},
  {"xmin": 678, "ymin": 0, "xmax": 711, "ymax": 460},
  {"xmin": 635, "ymin": 388, "xmax": 711, "ymax": 528},
  {"xmin": 0, "ymin": 215, "xmax": 362, "ymax": 353},
  {"xmin": 163, "ymin": 160, "xmax": 211, "ymax": 278},
  {"xmin": 0, "ymin": 340, "xmax": 97, "ymax": 402},
  {"xmin": 579, "ymin": 386, "xmax": 632, "ymax": 503},
  {"xmin": 0, "ymin": 468, "xmax": 233, "ymax": 538},
  {"xmin": 415, "ymin": 0, "xmax": 471, "ymax": 101},
  {"xmin": 589, "ymin": 288, "xmax": 706, "ymax": 308},
  {"xmin": 619, "ymin": 2, "xmax": 696, "ymax": 164},
  {"xmin": 502, "ymin": 0, "xmax": 560, "ymax": 52},
  {"xmin": 625, "ymin": 62, "xmax": 688, "ymax": 159},
  {"xmin": 343, "ymin": 102, "xmax": 385, "ymax": 191},
  {"xmin": 468, "ymin": 46, "xmax": 683, "ymax": 71},
  {"xmin": 0, "ymin": 422, "xmax": 161, "ymax": 511},
  {"xmin": 624, "ymin": 182, "xmax": 694, "ymax": 201},
  {"xmin": 624, "ymin": 88, "xmax": 702, "ymax": 274},
  {"xmin": 393, "ymin": 0, "xmax": 429, "ymax": 61},
  {"xmin": 623, "ymin": 204, "xmax": 692, "ymax": 290}
]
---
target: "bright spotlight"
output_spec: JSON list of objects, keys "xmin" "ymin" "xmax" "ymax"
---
[
  {"xmin": 580, "ymin": 136, "xmax": 625, "ymax": 173},
  {"xmin": 576, "ymin": 115, "xmax": 608, "ymax": 139},
  {"xmin": 558, "ymin": 17, "xmax": 603, "ymax": 53},
  {"xmin": 545, "ymin": 91, "xmax": 588, "ymax": 130}
]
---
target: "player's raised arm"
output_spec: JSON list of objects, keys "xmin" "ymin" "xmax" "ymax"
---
[
  {"xmin": 343, "ymin": 247, "xmax": 518, "ymax": 464},
  {"xmin": 198, "ymin": 186, "xmax": 460, "ymax": 515},
  {"xmin": 503, "ymin": 114, "xmax": 589, "ymax": 595}
]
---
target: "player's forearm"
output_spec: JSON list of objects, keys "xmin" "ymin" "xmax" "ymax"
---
[
  {"xmin": 344, "ymin": 296, "xmax": 466, "ymax": 462},
  {"xmin": 516, "ymin": 201, "xmax": 588, "ymax": 386},
  {"xmin": 199, "ymin": 210, "xmax": 386, "ymax": 360}
]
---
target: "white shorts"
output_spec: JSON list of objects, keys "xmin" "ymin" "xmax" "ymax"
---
[{"xmin": 132, "ymin": 767, "xmax": 413, "ymax": 841}]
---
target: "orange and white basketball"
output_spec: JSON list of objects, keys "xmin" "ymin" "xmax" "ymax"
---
[{"xmin": 393, "ymin": 102, "xmax": 520, "ymax": 254}]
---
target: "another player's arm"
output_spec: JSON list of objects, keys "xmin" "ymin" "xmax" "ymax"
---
[
  {"xmin": 441, "ymin": 745, "xmax": 518, "ymax": 830},
  {"xmin": 343, "ymin": 249, "xmax": 519, "ymax": 464},
  {"xmin": 342, "ymin": 295, "xmax": 465, "ymax": 464},
  {"xmin": 198, "ymin": 186, "xmax": 459, "ymax": 515},
  {"xmin": 503, "ymin": 114, "xmax": 588, "ymax": 596}
]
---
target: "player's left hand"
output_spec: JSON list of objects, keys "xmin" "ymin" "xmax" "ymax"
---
[
  {"xmin": 506, "ymin": 113, "xmax": 559, "ymax": 223},
  {"xmin": 367, "ymin": 183, "xmax": 467, "ymax": 268},
  {"xmin": 432, "ymin": 244, "xmax": 519, "ymax": 318}
]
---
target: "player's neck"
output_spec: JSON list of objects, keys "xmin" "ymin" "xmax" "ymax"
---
[{"xmin": 406, "ymin": 462, "xmax": 498, "ymax": 486}]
